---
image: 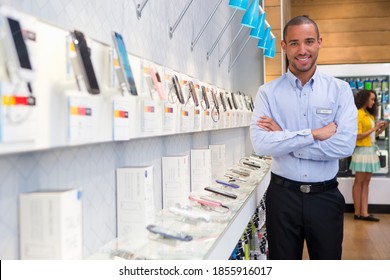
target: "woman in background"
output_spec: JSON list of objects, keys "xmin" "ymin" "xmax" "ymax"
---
[{"xmin": 350, "ymin": 89, "xmax": 388, "ymax": 222}]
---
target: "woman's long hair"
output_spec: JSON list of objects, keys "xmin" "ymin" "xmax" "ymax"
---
[{"xmin": 354, "ymin": 89, "xmax": 378, "ymax": 118}]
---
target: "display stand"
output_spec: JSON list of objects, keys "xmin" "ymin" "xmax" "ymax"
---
[{"xmin": 88, "ymin": 163, "xmax": 271, "ymax": 260}]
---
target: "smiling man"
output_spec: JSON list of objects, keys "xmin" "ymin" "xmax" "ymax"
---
[{"xmin": 250, "ymin": 16, "xmax": 358, "ymax": 260}]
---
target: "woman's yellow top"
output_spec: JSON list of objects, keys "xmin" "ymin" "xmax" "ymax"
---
[{"xmin": 356, "ymin": 108, "xmax": 374, "ymax": 147}]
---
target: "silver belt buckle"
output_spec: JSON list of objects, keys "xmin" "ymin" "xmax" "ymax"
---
[{"xmin": 300, "ymin": 184, "xmax": 311, "ymax": 193}]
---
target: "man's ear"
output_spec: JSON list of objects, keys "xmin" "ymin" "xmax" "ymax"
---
[
  {"xmin": 281, "ymin": 40, "xmax": 287, "ymax": 52},
  {"xmin": 318, "ymin": 37, "xmax": 323, "ymax": 48}
]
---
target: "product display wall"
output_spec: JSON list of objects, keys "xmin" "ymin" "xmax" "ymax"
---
[{"xmin": 0, "ymin": 0, "xmax": 264, "ymax": 259}]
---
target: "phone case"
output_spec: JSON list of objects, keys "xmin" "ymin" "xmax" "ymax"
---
[
  {"xmin": 231, "ymin": 92, "xmax": 238, "ymax": 109},
  {"xmin": 146, "ymin": 224, "xmax": 193, "ymax": 241},
  {"xmin": 188, "ymin": 195, "xmax": 222, "ymax": 207},
  {"xmin": 204, "ymin": 186, "xmax": 237, "ymax": 199},
  {"xmin": 112, "ymin": 31, "xmax": 138, "ymax": 96},
  {"xmin": 188, "ymin": 81, "xmax": 199, "ymax": 106},
  {"xmin": 215, "ymin": 179, "xmax": 240, "ymax": 189},
  {"xmin": 145, "ymin": 76, "xmax": 156, "ymax": 99},
  {"xmin": 149, "ymin": 67, "xmax": 167, "ymax": 100},
  {"xmin": 71, "ymin": 30, "xmax": 100, "ymax": 94},
  {"xmin": 201, "ymin": 86, "xmax": 210, "ymax": 109},
  {"xmin": 230, "ymin": 169, "xmax": 250, "ymax": 177},
  {"xmin": 211, "ymin": 90, "xmax": 219, "ymax": 109},
  {"xmin": 242, "ymin": 161, "xmax": 261, "ymax": 169},
  {"xmin": 219, "ymin": 92, "xmax": 227, "ymax": 111},
  {"xmin": 1, "ymin": 16, "xmax": 34, "ymax": 83},
  {"xmin": 172, "ymin": 75, "xmax": 185, "ymax": 104},
  {"xmin": 225, "ymin": 92, "xmax": 233, "ymax": 110},
  {"xmin": 224, "ymin": 174, "xmax": 247, "ymax": 183}
]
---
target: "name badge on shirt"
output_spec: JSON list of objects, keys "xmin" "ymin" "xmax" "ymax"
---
[{"xmin": 316, "ymin": 108, "xmax": 333, "ymax": 115}]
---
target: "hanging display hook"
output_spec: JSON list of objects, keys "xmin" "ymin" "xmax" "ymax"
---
[
  {"xmin": 228, "ymin": 35, "xmax": 251, "ymax": 73},
  {"xmin": 219, "ymin": 26, "xmax": 244, "ymax": 66},
  {"xmin": 169, "ymin": 0, "xmax": 194, "ymax": 39},
  {"xmin": 136, "ymin": 0, "xmax": 150, "ymax": 19},
  {"xmin": 191, "ymin": 0, "xmax": 223, "ymax": 51},
  {"xmin": 206, "ymin": 9, "xmax": 238, "ymax": 60}
]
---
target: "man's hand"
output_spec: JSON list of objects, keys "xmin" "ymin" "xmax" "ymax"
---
[
  {"xmin": 257, "ymin": 116, "xmax": 282, "ymax": 131},
  {"xmin": 311, "ymin": 122, "xmax": 337, "ymax": 140}
]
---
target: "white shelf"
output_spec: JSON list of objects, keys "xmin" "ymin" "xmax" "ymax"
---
[
  {"xmin": 89, "ymin": 166, "xmax": 271, "ymax": 260},
  {"xmin": 205, "ymin": 170, "xmax": 270, "ymax": 259}
]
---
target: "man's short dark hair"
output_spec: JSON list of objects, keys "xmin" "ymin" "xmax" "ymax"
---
[{"xmin": 283, "ymin": 15, "xmax": 320, "ymax": 41}]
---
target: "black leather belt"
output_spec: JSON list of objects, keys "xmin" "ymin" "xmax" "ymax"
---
[{"xmin": 271, "ymin": 173, "xmax": 338, "ymax": 194}]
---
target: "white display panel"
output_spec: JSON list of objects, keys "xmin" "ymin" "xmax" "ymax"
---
[{"xmin": 0, "ymin": 2, "xmax": 260, "ymax": 261}]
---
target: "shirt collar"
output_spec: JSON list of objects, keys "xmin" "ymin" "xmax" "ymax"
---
[{"xmin": 286, "ymin": 67, "xmax": 317, "ymax": 91}]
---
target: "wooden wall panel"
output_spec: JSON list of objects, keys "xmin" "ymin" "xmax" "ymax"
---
[
  {"xmin": 266, "ymin": 0, "xmax": 283, "ymax": 5},
  {"xmin": 322, "ymin": 32, "xmax": 390, "ymax": 48},
  {"xmin": 265, "ymin": 54, "xmax": 282, "ymax": 75},
  {"xmin": 316, "ymin": 18, "xmax": 390, "ymax": 33},
  {"xmin": 292, "ymin": 2, "xmax": 390, "ymax": 20},
  {"xmin": 271, "ymin": 30, "xmax": 282, "ymax": 52},
  {"xmin": 264, "ymin": 0, "xmax": 289, "ymax": 82},
  {"xmin": 291, "ymin": 0, "xmax": 390, "ymax": 64},
  {"xmin": 265, "ymin": 75, "xmax": 281, "ymax": 82},
  {"xmin": 319, "ymin": 46, "xmax": 390, "ymax": 65},
  {"xmin": 266, "ymin": 6, "xmax": 281, "ymax": 28},
  {"xmin": 292, "ymin": 0, "xmax": 389, "ymax": 5}
]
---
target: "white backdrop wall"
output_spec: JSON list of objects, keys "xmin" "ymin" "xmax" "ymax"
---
[{"xmin": 0, "ymin": 0, "xmax": 264, "ymax": 259}]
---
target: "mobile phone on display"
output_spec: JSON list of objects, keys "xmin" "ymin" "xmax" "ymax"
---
[
  {"xmin": 70, "ymin": 30, "xmax": 100, "ymax": 94},
  {"xmin": 0, "ymin": 16, "xmax": 34, "ymax": 82},
  {"xmin": 247, "ymin": 98, "xmax": 254, "ymax": 111},
  {"xmin": 241, "ymin": 92, "xmax": 251, "ymax": 111},
  {"xmin": 188, "ymin": 195, "xmax": 222, "ymax": 208},
  {"xmin": 112, "ymin": 32, "xmax": 138, "ymax": 95},
  {"xmin": 145, "ymin": 76, "xmax": 156, "ymax": 99},
  {"xmin": 201, "ymin": 85, "xmax": 210, "ymax": 109},
  {"xmin": 216, "ymin": 179, "xmax": 240, "ymax": 189},
  {"xmin": 110, "ymin": 249, "xmax": 136, "ymax": 260},
  {"xmin": 224, "ymin": 173, "xmax": 247, "ymax": 183},
  {"xmin": 204, "ymin": 186, "xmax": 237, "ymax": 199},
  {"xmin": 150, "ymin": 67, "xmax": 167, "ymax": 100},
  {"xmin": 225, "ymin": 92, "xmax": 233, "ymax": 110},
  {"xmin": 230, "ymin": 169, "xmax": 250, "ymax": 177},
  {"xmin": 231, "ymin": 92, "xmax": 238, "ymax": 109},
  {"xmin": 172, "ymin": 74, "xmax": 185, "ymax": 104},
  {"xmin": 211, "ymin": 90, "xmax": 219, "ymax": 110},
  {"xmin": 188, "ymin": 81, "xmax": 199, "ymax": 106},
  {"xmin": 242, "ymin": 160, "xmax": 261, "ymax": 169},
  {"xmin": 249, "ymin": 95, "xmax": 254, "ymax": 111},
  {"xmin": 219, "ymin": 91, "xmax": 227, "ymax": 112},
  {"xmin": 146, "ymin": 224, "xmax": 193, "ymax": 242},
  {"xmin": 236, "ymin": 92, "xmax": 243, "ymax": 110}
]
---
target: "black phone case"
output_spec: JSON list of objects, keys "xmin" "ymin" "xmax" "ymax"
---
[
  {"xmin": 71, "ymin": 30, "xmax": 100, "ymax": 94},
  {"xmin": 211, "ymin": 90, "xmax": 219, "ymax": 109},
  {"xmin": 231, "ymin": 92, "xmax": 238, "ymax": 109},
  {"xmin": 219, "ymin": 92, "xmax": 227, "ymax": 111},
  {"xmin": 201, "ymin": 86, "xmax": 210, "ymax": 109},
  {"xmin": 225, "ymin": 92, "xmax": 233, "ymax": 110},
  {"xmin": 172, "ymin": 75, "xmax": 185, "ymax": 104},
  {"xmin": 204, "ymin": 187, "xmax": 237, "ymax": 199},
  {"xmin": 189, "ymin": 81, "xmax": 199, "ymax": 106}
]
